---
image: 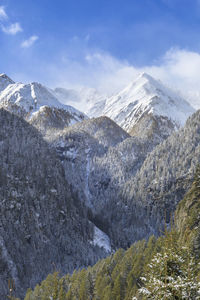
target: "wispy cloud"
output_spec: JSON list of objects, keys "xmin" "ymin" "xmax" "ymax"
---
[
  {"xmin": 41, "ymin": 47, "xmax": 200, "ymax": 111},
  {"xmin": 1, "ymin": 22, "xmax": 23, "ymax": 35},
  {"xmin": 21, "ymin": 35, "xmax": 39, "ymax": 48},
  {"xmin": 0, "ymin": 6, "xmax": 7, "ymax": 20}
]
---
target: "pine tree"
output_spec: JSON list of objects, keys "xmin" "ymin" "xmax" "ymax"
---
[{"xmin": 112, "ymin": 274, "xmax": 124, "ymax": 300}]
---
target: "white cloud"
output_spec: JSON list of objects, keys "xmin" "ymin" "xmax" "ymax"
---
[
  {"xmin": 44, "ymin": 48, "xmax": 200, "ymax": 110},
  {"xmin": 12, "ymin": 42, "xmax": 200, "ymax": 111},
  {"xmin": 21, "ymin": 35, "xmax": 39, "ymax": 48},
  {"xmin": 82, "ymin": 48, "xmax": 200, "ymax": 109},
  {"xmin": 142, "ymin": 49, "xmax": 200, "ymax": 108},
  {"xmin": 0, "ymin": 6, "xmax": 7, "ymax": 20},
  {"xmin": 1, "ymin": 22, "xmax": 22, "ymax": 35}
]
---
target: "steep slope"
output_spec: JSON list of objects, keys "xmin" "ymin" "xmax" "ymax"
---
[
  {"xmin": 175, "ymin": 166, "xmax": 200, "ymax": 255},
  {"xmin": 0, "ymin": 73, "xmax": 14, "ymax": 92},
  {"xmin": 51, "ymin": 117, "xmax": 130, "ymax": 208},
  {"xmin": 115, "ymin": 109, "xmax": 200, "ymax": 246},
  {"xmin": 0, "ymin": 109, "xmax": 106, "ymax": 299},
  {"xmin": 0, "ymin": 76, "xmax": 87, "ymax": 130},
  {"xmin": 90, "ymin": 73, "xmax": 195, "ymax": 142},
  {"xmin": 51, "ymin": 116, "xmax": 161, "ymax": 239}
]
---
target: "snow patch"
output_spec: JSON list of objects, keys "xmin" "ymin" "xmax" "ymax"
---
[{"xmin": 92, "ymin": 225, "xmax": 111, "ymax": 253}]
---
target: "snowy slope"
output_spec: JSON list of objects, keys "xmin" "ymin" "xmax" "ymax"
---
[
  {"xmin": 90, "ymin": 73, "xmax": 195, "ymax": 133},
  {"xmin": 0, "ymin": 76, "xmax": 87, "ymax": 126},
  {"xmin": 91, "ymin": 225, "xmax": 111, "ymax": 253}
]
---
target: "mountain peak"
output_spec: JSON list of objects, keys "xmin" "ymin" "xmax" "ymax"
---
[
  {"xmin": 31, "ymin": 81, "xmax": 41, "ymax": 86},
  {"xmin": 133, "ymin": 72, "xmax": 160, "ymax": 88},
  {"xmin": 125, "ymin": 72, "xmax": 160, "ymax": 95},
  {"xmin": 0, "ymin": 73, "xmax": 14, "ymax": 82},
  {"xmin": 89, "ymin": 73, "xmax": 195, "ymax": 135},
  {"xmin": 138, "ymin": 72, "xmax": 154, "ymax": 80},
  {"xmin": 0, "ymin": 73, "xmax": 14, "ymax": 93}
]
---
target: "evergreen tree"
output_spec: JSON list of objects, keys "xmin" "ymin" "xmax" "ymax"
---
[{"xmin": 139, "ymin": 230, "xmax": 200, "ymax": 299}]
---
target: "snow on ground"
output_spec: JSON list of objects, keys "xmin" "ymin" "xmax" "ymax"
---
[{"xmin": 92, "ymin": 225, "xmax": 111, "ymax": 253}]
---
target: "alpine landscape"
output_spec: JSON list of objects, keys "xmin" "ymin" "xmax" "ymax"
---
[{"xmin": 1, "ymin": 1, "xmax": 200, "ymax": 299}]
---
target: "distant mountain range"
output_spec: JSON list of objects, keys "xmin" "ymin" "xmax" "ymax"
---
[{"xmin": 0, "ymin": 72, "xmax": 194, "ymax": 139}]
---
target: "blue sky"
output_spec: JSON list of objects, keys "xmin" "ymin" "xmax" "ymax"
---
[{"xmin": 1, "ymin": 0, "xmax": 200, "ymax": 100}]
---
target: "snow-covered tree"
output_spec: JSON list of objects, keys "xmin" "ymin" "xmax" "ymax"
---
[{"xmin": 139, "ymin": 229, "xmax": 200, "ymax": 299}]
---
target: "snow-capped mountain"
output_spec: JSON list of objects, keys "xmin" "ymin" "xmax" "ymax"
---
[
  {"xmin": 89, "ymin": 73, "xmax": 195, "ymax": 136},
  {"xmin": 0, "ymin": 75, "xmax": 87, "ymax": 127}
]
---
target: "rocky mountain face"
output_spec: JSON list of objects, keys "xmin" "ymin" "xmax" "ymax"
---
[
  {"xmin": 0, "ymin": 73, "xmax": 14, "ymax": 92},
  {"xmin": 0, "ymin": 109, "xmax": 107, "ymax": 299},
  {"xmin": 89, "ymin": 73, "xmax": 195, "ymax": 142}
]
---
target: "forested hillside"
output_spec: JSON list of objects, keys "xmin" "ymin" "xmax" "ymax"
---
[
  {"xmin": 0, "ymin": 109, "xmax": 106, "ymax": 299},
  {"xmin": 1, "ymin": 75, "xmax": 200, "ymax": 299},
  {"xmin": 21, "ymin": 167, "xmax": 200, "ymax": 300}
]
